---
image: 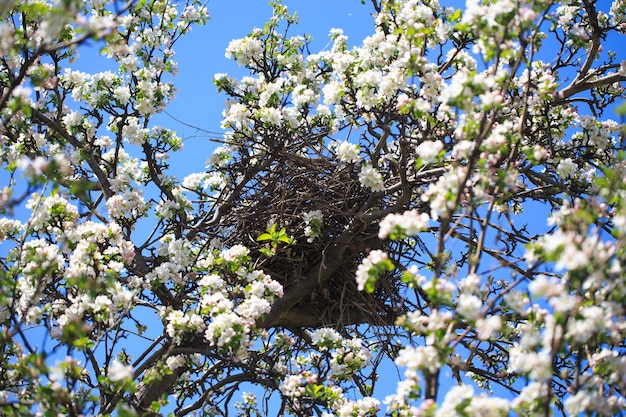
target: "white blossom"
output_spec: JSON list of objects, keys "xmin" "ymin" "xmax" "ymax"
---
[
  {"xmin": 108, "ymin": 359, "xmax": 134, "ymax": 382},
  {"xmin": 378, "ymin": 210, "xmax": 429, "ymax": 239},
  {"xmin": 333, "ymin": 140, "xmax": 360, "ymax": 163},
  {"xmin": 416, "ymin": 140, "xmax": 444, "ymax": 164},
  {"xmin": 358, "ymin": 165, "xmax": 385, "ymax": 192},
  {"xmin": 556, "ymin": 158, "xmax": 577, "ymax": 178}
]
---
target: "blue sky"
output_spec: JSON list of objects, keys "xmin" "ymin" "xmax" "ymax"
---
[{"xmin": 160, "ymin": 0, "xmax": 378, "ymax": 172}]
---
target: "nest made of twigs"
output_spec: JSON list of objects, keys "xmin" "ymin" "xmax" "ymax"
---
[{"xmin": 212, "ymin": 143, "xmax": 412, "ymax": 328}]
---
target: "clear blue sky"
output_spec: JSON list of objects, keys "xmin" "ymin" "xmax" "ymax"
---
[{"xmin": 161, "ymin": 0, "xmax": 378, "ymax": 171}]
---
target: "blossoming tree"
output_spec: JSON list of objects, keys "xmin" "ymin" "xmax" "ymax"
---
[{"xmin": 1, "ymin": 0, "xmax": 626, "ymax": 415}]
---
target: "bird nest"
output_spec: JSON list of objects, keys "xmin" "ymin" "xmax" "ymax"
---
[{"xmin": 212, "ymin": 139, "xmax": 417, "ymax": 329}]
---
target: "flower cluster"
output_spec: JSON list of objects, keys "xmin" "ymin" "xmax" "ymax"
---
[
  {"xmin": 355, "ymin": 250, "xmax": 394, "ymax": 292},
  {"xmin": 278, "ymin": 330, "xmax": 375, "ymax": 415},
  {"xmin": 332, "ymin": 140, "xmax": 360, "ymax": 163},
  {"xmin": 302, "ymin": 209, "xmax": 323, "ymax": 242},
  {"xmin": 155, "ymin": 243, "xmax": 283, "ymax": 357},
  {"xmin": 378, "ymin": 209, "xmax": 430, "ymax": 240},
  {"xmin": 358, "ymin": 165, "xmax": 385, "ymax": 192}
]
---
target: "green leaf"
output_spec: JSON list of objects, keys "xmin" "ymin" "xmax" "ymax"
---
[
  {"xmin": 259, "ymin": 247, "xmax": 275, "ymax": 257},
  {"xmin": 278, "ymin": 234, "xmax": 293, "ymax": 244},
  {"xmin": 448, "ymin": 8, "xmax": 462, "ymax": 22}
]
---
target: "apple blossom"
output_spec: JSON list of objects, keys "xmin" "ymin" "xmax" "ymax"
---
[
  {"xmin": 358, "ymin": 164, "xmax": 385, "ymax": 192},
  {"xmin": 108, "ymin": 359, "xmax": 134, "ymax": 382}
]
